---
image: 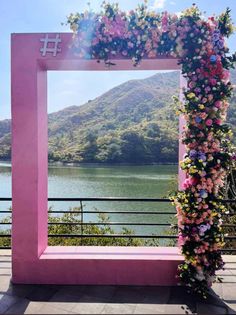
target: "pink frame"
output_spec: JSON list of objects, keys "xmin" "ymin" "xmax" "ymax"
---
[{"xmin": 11, "ymin": 33, "xmax": 185, "ymax": 284}]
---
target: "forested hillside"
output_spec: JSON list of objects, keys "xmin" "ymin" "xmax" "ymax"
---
[{"xmin": 0, "ymin": 70, "xmax": 235, "ymax": 164}]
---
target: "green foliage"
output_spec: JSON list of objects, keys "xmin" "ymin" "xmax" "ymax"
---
[
  {"xmin": 0, "ymin": 213, "xmax": 11, "ymax": 247},
  {"xmin": 218, "ymin": 8, "xmax": 235, "ymax": 37}
]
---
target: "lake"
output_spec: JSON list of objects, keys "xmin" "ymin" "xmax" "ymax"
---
[{"xmin": 0, "ymin": 162, "xmax": 177, "ymax": 237}]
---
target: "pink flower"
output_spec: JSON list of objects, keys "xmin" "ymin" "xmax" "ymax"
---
[
  {"xmin": 215, "ymin": 119, "xmax": 222, "ymax": 125},
  {"xmin": 162, "ymin": 25, "xmax": 168, "ymax": 32},
  {"xmin": 222, "ymin": 70, "xmax": 230, "ymax": 82},
  {"xmin": 209, "ymin": 78, "xmax": 217, "ymax": 86},
  {"xmin": 189, "ymin": 81, "xmax": 196, "ymax": 88},
  {"xmin": 178, "ymin": 235, "xmax": 185, "ymax": 247},
  {"xmin": 206, "ymin": 119, "xmax": 213, "ymax": 127},
  {"xmin": 183, "ymin": 178, "xmax": 191, "ymax": 189},
  {"xmin": 208, "ymin": 94, "xmax": 214, "ymax": 101},
  {"xmin": 215, "ymin": 100, "xmax": 222, "ymax": 108},
  {"xmin": 161, "ymin": 12, "xmax": 168, "ymax": 32},
  {"xmin": 183, "ymin": 176, "xmax": 198, "ymax": 189}
]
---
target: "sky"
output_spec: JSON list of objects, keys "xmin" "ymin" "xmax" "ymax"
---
[{"xmin": 0, "ymin": 0, "xmax": 235, "ymax": 119}]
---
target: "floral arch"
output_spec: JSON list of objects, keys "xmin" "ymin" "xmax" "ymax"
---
[{"xmin": 67, "ymin": 3, "xmax": 236, "ymax": 296}]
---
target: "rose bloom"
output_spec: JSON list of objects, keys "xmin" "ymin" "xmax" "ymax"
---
[
  {"xmin": 215, "ymin": 100, "xmax": 222, "ymax": 108},
  {"xmin": 209, "ymin": 78, "xmax": 217, "ymax": 86},
  {"xmin": 206, "ymin": 119, "xmax": 213, "ymax": 126}
]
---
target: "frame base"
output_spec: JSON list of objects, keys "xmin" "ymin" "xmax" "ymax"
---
[{"xmin": 12, "ymin": 246, "xmax": 183, "ymax": 285}]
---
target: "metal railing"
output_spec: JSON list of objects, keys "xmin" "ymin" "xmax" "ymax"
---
[{"xmin": 0, "ymin": 197, "xmax": 236, "ymax": 252}]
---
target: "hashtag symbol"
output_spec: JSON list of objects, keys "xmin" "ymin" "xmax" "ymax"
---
[{"xmin": 40, "ymin": 34, "xmax": 61, "ymax": 57}]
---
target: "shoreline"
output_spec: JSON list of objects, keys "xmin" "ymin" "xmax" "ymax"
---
[{"xmin": 0, "ymin": 160, "xmax": 178, "ymax": 168}]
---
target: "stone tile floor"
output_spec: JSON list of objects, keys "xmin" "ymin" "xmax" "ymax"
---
[{"xmin": 0, "ymin": 250, "xmax": 236, "ymax": 314}]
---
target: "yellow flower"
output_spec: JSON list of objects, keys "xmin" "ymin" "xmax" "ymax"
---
[
  {"xmin": 198, "ymin": 104, "xmax": 205, "ymax": 109},
  {"xmin": 189, "ymin": 166, "xmax": 197, "ymax": 173},
  {"xmin": 187, "ymin": 93, "xmax": 195, "ymax": 99},
  {"xmin": 184, "ymin": 158, "xmax": 191, "ymax": 164}
]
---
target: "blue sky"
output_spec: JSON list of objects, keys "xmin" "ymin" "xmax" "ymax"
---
[{"xmin": 0, "ymin": 0, "xmax": 235, "ymax": 119}]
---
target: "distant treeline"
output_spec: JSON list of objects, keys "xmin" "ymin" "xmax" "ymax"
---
[{"xmin": 48, "ymin": 123, "xmax": 178, "ymax": 164}]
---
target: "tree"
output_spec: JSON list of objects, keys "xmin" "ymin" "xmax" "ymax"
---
[
  {"xmin": 80, "ymin": 132, "xmax": 98, "ymax": 162},
  {"xmin": 120, "ymin": 130, "xmax": 149, "ymax": 163}
]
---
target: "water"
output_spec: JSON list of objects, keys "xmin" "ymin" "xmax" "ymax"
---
[{"xmin": 0, "ymin": 162, "xmax": 177, "ymax": 236}]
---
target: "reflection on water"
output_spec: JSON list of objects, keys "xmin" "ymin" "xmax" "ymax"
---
[{"xmin": 0, "ymin": 163, "xmax": 177, "ymax": 236}]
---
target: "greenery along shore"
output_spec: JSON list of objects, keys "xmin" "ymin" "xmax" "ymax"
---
[{"xmin": 0, "ymin": 70, "xmax": 235, "ymax": 164}]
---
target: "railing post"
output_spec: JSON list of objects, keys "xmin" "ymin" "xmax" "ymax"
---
[{"xmin": 80, "ymin": 200, "xmax": 84, "ymax": 245}]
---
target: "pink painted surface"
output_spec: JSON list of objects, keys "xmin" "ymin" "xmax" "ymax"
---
[
  {"xmin": 15, "ymin": 246, "xmax": 182, "ymax": 285},
  {"xmin": 11, "ymin": 33, "xmax": 183, "ymax": 285},
  {"xmin": 42, "ymin": 246, "xmax": 182, "ymax": 260}
]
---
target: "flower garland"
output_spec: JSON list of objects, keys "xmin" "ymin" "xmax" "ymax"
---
[{"xmin": 67, "ymin": 3, "xmax": 236, "ymax": 296}]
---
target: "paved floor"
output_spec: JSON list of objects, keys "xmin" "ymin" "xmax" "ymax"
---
[{"xmin": 0, "ymin": 250, "xmax": 236, "ymax": 314}]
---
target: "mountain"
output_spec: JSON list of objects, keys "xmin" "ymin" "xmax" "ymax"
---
[{"xmin": 0, "ymin": 70, "xmax": 235, "ymax": 164}]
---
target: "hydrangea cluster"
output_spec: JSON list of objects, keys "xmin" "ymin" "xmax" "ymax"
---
[{"xmin": 67, "ymin": 3, "xmax": 236, "ymax": 296}]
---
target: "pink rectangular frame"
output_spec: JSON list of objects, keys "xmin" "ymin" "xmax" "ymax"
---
[{"xmin": 11, "ymin": 33, "xmax": 185, "ymax": 285}]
